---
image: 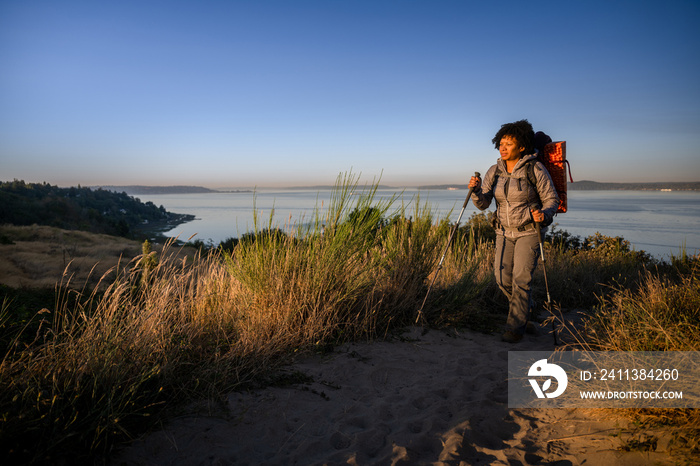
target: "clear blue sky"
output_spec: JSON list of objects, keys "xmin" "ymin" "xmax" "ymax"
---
[{"xmin": 2, "ymin": 0, "xmax": 699, "ymax": 187}]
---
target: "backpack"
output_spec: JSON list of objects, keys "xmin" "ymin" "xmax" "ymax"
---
[
  {"xmin": 493, "ymin": 131, "xmax": 573, "ymax": 225},
  {"xmin": 533, "ymin": 131, "xmax": 572, "ymax": 214}
]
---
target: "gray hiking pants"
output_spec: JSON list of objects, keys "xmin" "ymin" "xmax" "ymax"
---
[{"xmin": 494, "ymin": 233, "xmax": 540, "ymax": 334}]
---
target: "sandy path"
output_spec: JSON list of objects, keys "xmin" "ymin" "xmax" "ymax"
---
[{"xmin": 111, "ymin": 322, "xmax": 675, "ymax": 465}]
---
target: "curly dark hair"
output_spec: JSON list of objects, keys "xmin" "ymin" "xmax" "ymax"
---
[{"xmin": 492, "ymin": 119, "xmax": 535, "ymax": 154}]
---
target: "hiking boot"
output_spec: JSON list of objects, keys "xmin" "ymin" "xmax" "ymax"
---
[{"xmin": 501, "ymin": 330, "xmax": 523, "ymax": 343}]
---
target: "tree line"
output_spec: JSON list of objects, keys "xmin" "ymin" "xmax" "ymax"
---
[{"xmin": 0, "ymin": 180, "xmax": 193, "ymax": 238}]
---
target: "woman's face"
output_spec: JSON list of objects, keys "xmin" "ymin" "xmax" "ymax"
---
[{"xmin": 499, "ymin": 135, "xmax": 524, "ymax": 163}]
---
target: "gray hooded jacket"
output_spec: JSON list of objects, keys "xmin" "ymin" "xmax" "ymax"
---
[{"xmin": 471, "ymin": 153, "xmax": 559, "ymax": 238}]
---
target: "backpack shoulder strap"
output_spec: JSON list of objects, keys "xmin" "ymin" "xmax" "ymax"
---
[
  {"xmin": 526, "ymin": 159, "xmax": 538, "ymax": 189},
  {"xmin": 524, "ymin": 159, "xmax": 543, "ymax": 209}
]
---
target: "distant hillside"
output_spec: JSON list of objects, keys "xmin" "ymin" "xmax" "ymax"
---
[
  {"xmin": 569, "ymin": 181, "xmax": 700, "ymax": 191},
  {"xmin": 419, "ymin": 181, "xmax": 700, "ymax": 191},
  {"xmin": 0, "ymin": 180, "xmax": 194, "ymax": 238},
  {"xmin": 98, "ymin": 185, "xmax": 216, "ymax": 195}
]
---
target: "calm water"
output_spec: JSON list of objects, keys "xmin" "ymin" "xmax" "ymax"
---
[{"xmin": 136, "ymin": 189, "xmax": 700, "ymax": 260}]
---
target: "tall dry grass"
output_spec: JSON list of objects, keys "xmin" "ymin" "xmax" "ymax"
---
[
  {"xmin": 0, "ymin": 173, "xmax": 491, "ymax": 464},
  {"xmin": 534, "ymin": 229, "xmax": 656, "ymax": 310}
]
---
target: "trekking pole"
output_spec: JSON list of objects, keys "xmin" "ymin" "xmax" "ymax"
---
[
  {"xmin": 533, "ymin": 216, "xmax": 558, "ymax": 345},
  {"xmin": 415, "ymin": 171, "xmax": 480, "ymax": 324}
]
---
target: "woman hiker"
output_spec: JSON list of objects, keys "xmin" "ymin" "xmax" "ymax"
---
[{"xmin": 468, "ymin": 119, "xmax": 559, "ymax": 343}]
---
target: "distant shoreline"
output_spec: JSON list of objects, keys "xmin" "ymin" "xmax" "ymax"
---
[
  {"xmin": 417, "ymin": 181, "xmax": 700, "ymax": 191},
  {"xmin": 567, "ymin": 180, "xmax": 700, "ymax": 191},
  {"xmin": 96, "ymin": 181, "xmax": 700, "ymax": 193},
  {"xmin": 97, "ymin": 185, "xmax": 253, "ymax": 195}
]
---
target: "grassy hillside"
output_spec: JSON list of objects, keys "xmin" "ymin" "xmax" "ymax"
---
[{"xmin": 0, "ymin": 224, "xmax": 143, "ymax": 289}]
